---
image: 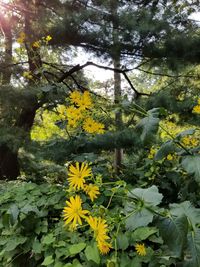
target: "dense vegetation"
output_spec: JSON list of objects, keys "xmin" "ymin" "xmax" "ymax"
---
[{"xmin": 0, "ymin": 0, "xmax": 200, "ymax": 266}]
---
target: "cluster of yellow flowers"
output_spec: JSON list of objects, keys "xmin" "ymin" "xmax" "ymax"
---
[
  {"xmin": 63, "ymin": 162, "xmax": 112, "ymax": 254},
  {"xmin": 148, "ymin": 147, "xmax": 157, "ymax": 159},
  {"xmin": 17, "ymin": 32, "xmax": 52, "ymax": 48},
  {"xmin": 58, "ymin": 91, "xmax": 105, "ymax": 134},
  {"xmin": 181, "ymin": 135, "xmax": 199, "ymax": 147},
  {"xmin": 192, "ymin": 99, "xmax": 200, "ymax": 114}
]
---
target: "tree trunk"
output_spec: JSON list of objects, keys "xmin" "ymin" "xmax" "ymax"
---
[
  {"xmin": 0, "ymin": 4, "xmax": 41, "ymax": 180},
  {"xmin": 113, "ymin": 55, "xmax": 123, "ymax": 173},
  {"xmin": 0, "ymin": 14, "xmax": 21, "ymax": 179},
  {"xmin": 111, "ymin": 0, "xmax": 123, "ymax": 173}
]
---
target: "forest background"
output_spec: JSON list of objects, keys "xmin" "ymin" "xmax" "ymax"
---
[{"xmin": 1, "ymin": 0, "xmax": 200, "ymax": 266}]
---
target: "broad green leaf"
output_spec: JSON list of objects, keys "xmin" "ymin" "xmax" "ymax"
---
[
  {"xmin": 32, "ymin": 239, "xmax": 42, "ymax": 254},
  {"xmin": 136, "ymin": 108, "xmax": 160, "ymax": 143},
  {"xmin": 155, "ymin": 140, "xmax": 176, "ymax": 160},
  {"xmin": 5, "ymin": 236, "xmax": 27, "ymax": 252},
  {"xmin": 176, "ymin": 129, "xmax": 195, "ymax": 138},
  {"xmin": 8, "ymin": 204, "xmax": 19, "ymax": 224},
  {"xmin": 69, "ymin": 242, "xmax": 86, "ymax": 255},
  {"xmin": 170, "ymin": 201, "xmax": 200, "ymax": 229},
  {"xmin": 183, "ymin": 229, "xmax": 200, "ymax": 267},
  {"xmin": 42, "ymin": 233, "xmax": 56, "ymax": 245},
  {"xmin": 71, "ymin": 259, "xmax": 83, "ymax": 267},
  {"xmin": 117, "ymin": 233, "xmax": 129, "ymax": 250},
  {"xmin": 40, "ymin": 85, "xmax": 54, "ymax": 92},
  {"xmin": 157, "ymin": 214, "xmax": 188, "ymax": 258},
  {"xmin": 131, "ymin": 227, "xmax": 158, "ymax": 241},
  {"xmin": 125, "ymin": 207, "xmax": 154, "ymax": 231},
  {"xmin": 54, "ymin": 262, "xmax": 63, "ymax": 267},
  {"xmin": 21, "ymin": 204, "xmax": 40, "ymax": 215},
  {"xmin": 85, "ymin": 243, "xmax": 100, "ymax": 264},
  {"xmin": 41, "ymin": 255, "xmax": 54, "ymax": 266},
  {"xmin": 181, "ymin": 155, "xmax": 200, "ymax": 182},
  {"xmin": 128, "ymin": 185, "xmax": 163, "ymax": 206}
]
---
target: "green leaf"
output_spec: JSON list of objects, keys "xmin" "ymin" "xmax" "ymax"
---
[
  {"xmin": 85, "ymin": 243, "xmax": 100, "ymax": 264},
  {"xmin": 131, "ymin": 227, "xmax": 158, "ymax": 241},
  {"xmin": 157, "ymin": 214, "xmax": 188, "ymax": 258},
  {"xmin": 5, "ymin": 236, "xmax": 27, "ymax": 252},
  {"xmin": 176, "ymin": 129, "xmax": 195, "ymax": 138},
  {"xmin": 32, "ymin": 239, "xmax": 42, "ymax": 254},
  {"xmin": 170, "ymin": 201, "xmax": 200, "ymax": 229},
  {"xmin": 42, "ymin": 233, "xmax": 56, "ymax": 245},
  {"xmin": 41, "ymin": 255, "xmax": 54, "ymax": 266},
  {"xmin": 125, "ymin": 207, "xmax": 154, "ymax": 231},
  {"xmin": 128, "ymin": 185, "xmax": 163, "ymax": 206},
  {"xmin": 117, "ymin": 233, "xmax": 129, "ymax": 250},
  {"xmin": 136, "ymin": 108, "xmax": 160, "ymax": 143},
  {"xmin": 40, "ymin": 85, "xmax": 54, "ymax": 92},
  {"xmin": 8, "ymin": 204, "xmax": 19, "ymax": 224},
  {"xmin": 69, "ymin": 242, "xmax": 86, "ymax": 255},
  {"xmin": 21, "ymin": 204, "xmax": 40, "ymax": 215},
  {"xmin": 184, "ymin": 229, "xmax": 200, "ymax": 267},
  {"xmin": 155, "ymin": 140, "xmax": 176, "ymax": 160},
  {"xmin": 54, "ymin": 262, "xmax": 64, "ymax": 267},
  {"xmin": 181, "ymin": 155, "xmax": 200, "ymax": 182}
]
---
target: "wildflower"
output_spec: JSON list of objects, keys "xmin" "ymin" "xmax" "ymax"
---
[
  {"xmin": 182, "ymin": 136, "xmax": 198, "ymax": 147},
  {"xmin": 98, "ymin": 241, "xmax": 112, "ymax": 254},
  {"xmin": 32, "ymin": 41, "xmax": 40, "ymax": 48},
  {"xmin": 46, "ymin": 35, "xmax": 52, "ymax": 42},
  {"xmin": 66, "ymin": 106, "xmax": 82, "ymax": 120},
  {"xmin": 87, "ymin": 216, "xmax": 112, "ymax": 254},
  {"xmin": 166, "ymin": 154, "xmax": 173, "ymax": 160},
  {"xmin": 83, "ymin": 117, "xmax": 105, "ymax": 134},
  {"xmin": 84, "ymin": 184, "xmax": 100, "ymax": 201},
  {"xmin": 148, "ymin": 147, "xmax": 156, "ymax": 159},
  {"xmin": 17, "ymin": 32, "xmax": 26, "ymax": 44},
  {"xmin": 67, "ymin": 162, "xmax": 92, "ymax": 190},
  {"xmin": 23, "ymin": 71, "xmax": 33, "ymax": 79},
  {"xmin": 77, "ymin": 91, "xmax": 93, "ymax": 110},
  {"xmin": 135, "ymin": 243, "xmax": 146, "ymax": 256},
  {"xmin": 63, "ymin": 195, "xmax": 89, "ymax": 229},
  {"xmin": 69, "ymin": 91, "xmax": 82, "ymax": 105},
  {"xmin": 192, "ymin": 105, "xmax": 200, "ymax": 114}
]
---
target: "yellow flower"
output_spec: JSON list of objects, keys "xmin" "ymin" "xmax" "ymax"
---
[
  {"xmin": 166, "ymin": 154, "xmax": 173, "ymax": 161},
  {"xmin": 192, "ymin": 105, "xmax": 200, "ymax": 114},
  {"xmin": 148, "ymin": 147, "xmax": 156, "ymax": 159},
  {"xmin": 46, "ymin": 35, "xmax": 52, "ymax": 42},
  {"xmin": 84, "ymin": 184, "xmax": 100, "ymax": 201},
  {"xmin": 69, "ymin": 91, "xmax": 82, "ymax": 105},
  {"xmin": 67, "ymin": 162, "xmax": 92, "ymax": 190},
  {"xmin": 83, "ymin": 117, "xmax": 105, "ymax": 134},
  {"xmin": 17, "ymin": 32, "xmax": 26, "ymax": 44},
  {"xmin": 65, "ymin": 106, "xmax": 83, "ymax": 128},
  {"xmin": 66, "ymin": 106, "xmax": 82, "ymax": 120},
  {"xmin": 98, "ymin": 241, "xmax": 112, "ymax": 254},
  {"xmin": 135, "ymin": 243, "xmax": 146, "ymax": 256},
  {"xmin": 87, "ymin": 216, "xmax": 111, "ymax": 248},
  {"xmin": 87, "ymin": 216, "xmax": 112, "ymax": 254},
  {"xmin": 23, "ymin": 71, "xmax": 33, "ymax": 79},
  {"xmin": 75, "ymin": 91, "xmax": 93, "ymax": 110},
  {"xmin": 63, "ymin": 195, "xmax": 89, "ymax": 229},
  {"xmin": 182, "ymin": 136, "xmax": 198, "ymax": 147},
  {"xmin": 32, "ymin": 41, "xmax": 40, "ymax": 48}
]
